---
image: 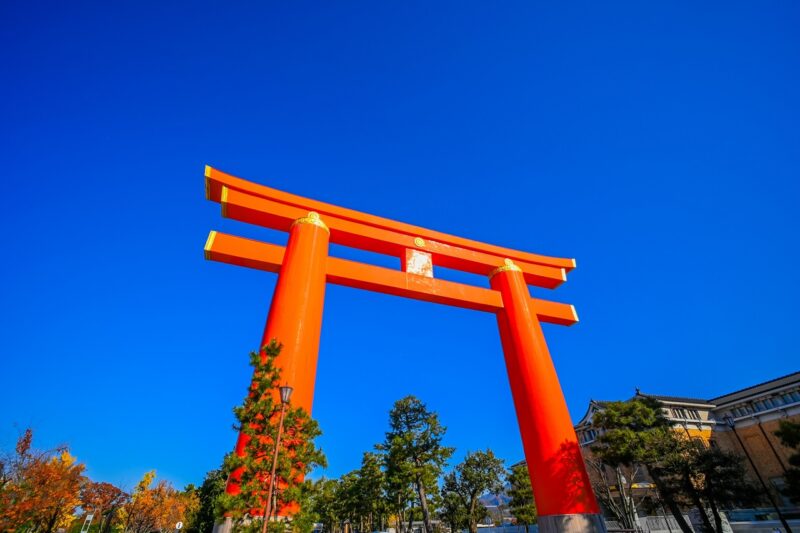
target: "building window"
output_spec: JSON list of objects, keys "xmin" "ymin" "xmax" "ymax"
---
[{"xmin": 673, "ymin": 408, "xmax": 689, "ymax": 419}]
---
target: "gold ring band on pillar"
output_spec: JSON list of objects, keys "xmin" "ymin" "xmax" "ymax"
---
[
  {"xmin": 291, "ymin": 211, "xmax": 330, "ymax": 234},
  {"xmin": 488, "ymin": 258, "xmax": 522, "ymax": 280}
]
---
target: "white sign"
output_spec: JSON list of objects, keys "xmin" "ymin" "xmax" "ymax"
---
[
  {"xmin": 175, "ymin": 522, "xmax": 183, "ymax": 530},
  {"xmin": 80, "ymin": 514, "xmax": 95, "ymax": 533}
]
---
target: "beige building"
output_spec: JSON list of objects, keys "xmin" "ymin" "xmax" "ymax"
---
[
  {"xmin": 710, "ymin": 372, "xmax": 800, "ymax": 506},
  {"xmin": 573, "ymin": 371, "xmax": 800, "ymax": 507}
]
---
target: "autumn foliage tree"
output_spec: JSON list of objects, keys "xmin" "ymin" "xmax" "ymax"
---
[
  {"xmin": 217, "ymin": 341, "xmax": 326, "ymax": 532},
  {"xmin": 0, "ymin": 429, "xmax": 85, "ymax": 533},
  {"xmin": 121, "ymin": 471, "xmax": 198, "ymax": 533},
  {"xmin": 80, "ymin": 481, "xmax": 129, "ymax": 533}
]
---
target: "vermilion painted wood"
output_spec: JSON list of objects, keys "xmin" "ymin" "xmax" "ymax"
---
[
  {"xmin": 205, "ymin": 166, "xmax": 601, "ymax": 524},
  {"xmin": 219, "ymin": 186, "xmax": 567, "ymax": 289},
  {"xmin": 205, "ymin": 231, "xmax": 579, "ymax": 325},
  {"xmin": 258, "ymin": 221, "xmax": 328, "ymax": 415},
  {"xmin": 225, "ymin": 218, "xmax": 329, "ymax": 514},
  {"xmin": 491, "ymin": 268, "xmax": 600, "ymax": 517},
  {"xmin": 205, "ymin": 165, "xmax": 576, "ymax": 272}
]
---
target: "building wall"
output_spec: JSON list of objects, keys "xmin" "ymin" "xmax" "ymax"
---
[
  {"xmin": 572, "ymin": 372, "xmax": 800, "ymax": 512},
  {"xmin": 712, "ymin": 414, "xmax": 800, "ymax": 506}
]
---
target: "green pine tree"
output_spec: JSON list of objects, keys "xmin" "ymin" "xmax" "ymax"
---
[
  {"xmin": 218, "ymin": 341, "xmax": 327, "ymax": 533},
  {"xmin": 506, "ymin": 464, "xmax": 536, "ymax": 533},
  {"xmin": 378, "ymin": 396, "xmax": 453, "ymax": 533},
  {"xmin": 441, "ymin": 450, "xmax": 505, "ymax": 533}
]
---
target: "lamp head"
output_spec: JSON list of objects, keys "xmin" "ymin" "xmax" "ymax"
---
[{"xmin": 280, "ymin": 386, "xmax": 293, "ymax": 405}]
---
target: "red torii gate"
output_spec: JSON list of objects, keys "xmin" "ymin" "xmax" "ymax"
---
[{"xmin": 204, "ymin": 166, "xmax": 605, "ymax": 533}]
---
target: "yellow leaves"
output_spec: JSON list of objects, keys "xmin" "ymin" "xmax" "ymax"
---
[
  {"xmin": 134, "ymin": 470, "xmax": 158, "ymax": 495},
  {"xmin": 123, "ymin": 471, "xmax": 196, "ymax": 533},
  {"xmin": 53, "ymin": 450, "xmax": 78, "ymax": 468}
]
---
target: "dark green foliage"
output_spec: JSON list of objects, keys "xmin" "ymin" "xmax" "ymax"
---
[
  {"xmin": 307, "ymin": 479, "xmax": 339, "ymax": 533},
  {"xmin": 355, "ymin": 452, "xmax": 388, "ymax": 532},
  {"xmin": 378, "ymin": 396, "xmax": 453, "ymax": 533},
  {"xmin": 217, "ymin": 341, "xmax": 327, "ymax": 531},
  {"xmin": 691, "ymin": 446, "xmax": 759, "ymax": 530},
  {"xmin": 438, "ymin": 492, "xmax": 467, "ymax": 533},
  {"xmin": 775, "ymin": 420, "xmax": 800, "ymax": 504},
  {"xmin": 441, "ymin": 450, "xmax": 505, "ymax": 533},
  {"xmin": 185, "ymin": 469, "xmax": 227, "ymax": 533},
  {"xmin": 592, "ymin": 399, "xmax": 693, "ymax": 533},
  {"xmin": 304, "ymin": 454, "xmax": 388, "ymax": 533},
  {"xmin": 506, "ymin": 464, "xmax": 536, "ymax": 532},
  {"xmin": 592, "ymin": 399, "xmax": 759, "ymax": 533}
]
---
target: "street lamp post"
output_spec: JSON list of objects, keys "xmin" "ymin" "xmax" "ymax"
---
[
  {"xmin": 261, "ymin": 385, "xmax": 293, "ymax": 533},
  {"xmin": 724, "ymin": 416, "xmax": 792, "ymax": 532}
]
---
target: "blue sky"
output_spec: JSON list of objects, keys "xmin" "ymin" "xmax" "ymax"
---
[{"xmin": 1, "ymin": 1, "xmax": 798, "ymax": 490}]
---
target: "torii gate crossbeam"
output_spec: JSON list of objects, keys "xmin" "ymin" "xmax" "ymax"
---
[{"xmin": 204, "ymin": 166, "xmax": 606, "ymax": 533}]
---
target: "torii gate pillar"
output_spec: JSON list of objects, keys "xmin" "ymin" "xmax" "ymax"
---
[
  {"xmin": 491, "ymin": 263, "xmax": 603, "ymax": 533},
  {"xmin": 225, "ymin": 212, "xmax": 330, "ymax": 502}
]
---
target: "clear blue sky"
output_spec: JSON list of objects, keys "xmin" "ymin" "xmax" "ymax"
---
[{"xmin": 1, "ymin": 2, "xmax": 798, "ymax": 491}]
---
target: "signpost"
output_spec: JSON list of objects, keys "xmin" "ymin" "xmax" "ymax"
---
[{"xmin": 80, "ymin": 514, "xmax": 94, "ymax": 533}]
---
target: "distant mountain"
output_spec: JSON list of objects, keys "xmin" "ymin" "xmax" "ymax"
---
[{"xmin": 479, "ymin": 489, "xmax": 510, "ymax": 507}]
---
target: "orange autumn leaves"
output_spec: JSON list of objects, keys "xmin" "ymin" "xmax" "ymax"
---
[
  {"xmin": 0, "ymin": 429, "xmax": 197, "ymax": 533},
  {"xmin": 0, "ymin": 429, "xmax": 84, "ymax": 533},
  {"xmin": 120, "ymin": 471, "xmax": 198, "ymax": 533}
]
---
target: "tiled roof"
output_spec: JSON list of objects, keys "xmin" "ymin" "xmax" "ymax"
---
[
  {"xmin": 710, "ymin": 371, "xmax": 800, "ymax": 405},
  {"xmin": 635, "ymin": 392, "xmax": 714, "ymax": 406}
]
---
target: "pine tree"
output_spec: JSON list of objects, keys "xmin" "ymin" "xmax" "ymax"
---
[
  {"xmin": 506, "ymin": 464, "xmax": 536, "ymax": 533},
  {"xmin": 218, "ymin": 341, "xmax": 327, "ymax": 532},
  {"xmin": 184, "ymin": 469, "xmax": 226, "ymax": 533},
  {"xmin": 441, "ymin": 450, "xmax": 505, "ymax": 533},
  {"xmin": 378, "ymin": 396, "xmax": 453, "ymax": 533}
]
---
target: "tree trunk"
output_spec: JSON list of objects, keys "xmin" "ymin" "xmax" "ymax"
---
[
  {"xmin": 615, "ymin": 467, "xmax": 636, "ymax": 530},
  {"xmin": 416, "ymin": 480, "xmax": 434, "ymax": 533},
  {"xmin": 468, "ymin": 499, "xmax": 478, "ymax": 533},
  {"xmin": 708, "ymin": 497, "xmax": 723, "ymax": 533},
  {"xmin": 650, "ymin": 471, "xmax": 693, "ymax": 533},
  {"xmin": 44, "ymin": 508, "xmax": 61, "ymax": 533},
  {"xmin": 683, "ymin": 472, "xmax": 714, "ymax": 533}
]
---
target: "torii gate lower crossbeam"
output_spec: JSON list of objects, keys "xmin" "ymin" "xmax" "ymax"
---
[{"xmin": 204, "ymin": 166, "xmax": 606, "ymax": 533}]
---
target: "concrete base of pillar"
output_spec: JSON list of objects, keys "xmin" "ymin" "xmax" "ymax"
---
[
  {"xmin": 212, "ymin": 517, "xmax": 233, "ymax": 533},
  {"xmin": 538, "ymin": 513, "xmax": 607, "ymax": 533}
]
